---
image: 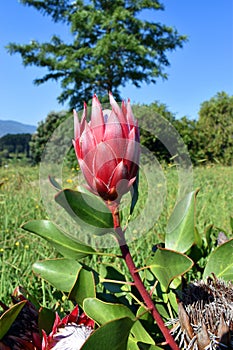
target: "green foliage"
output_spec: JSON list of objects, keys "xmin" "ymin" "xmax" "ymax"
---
[
  {"xmin": 0, "ymin": 133, "xmax": 32, "ymax": 163},
  {"xmin": 81, "ymin": 317, "xmax": 135, "ymax": 350},
  {"xmin": 32, "ymin": 258, "xmax": 82, "ymax": 292},
  {"xmin": 19, "ymin": 174, "xmax": 233, "ymax": 347},
  {"xmin": 1, "ymin": 164, "xmax": 233, "ymax": 305},
  {"xmin": 134, "ymin": 91, "xmax": 233, "ymax": 166},
  {"xmin": 0, "ymin": 301, "xmax": 27, "ymax": 339},
  {"xmin": 148, "ymin": 248, "xmax": 193, "ymax": 291},
  {"xmin": 203, "ymin": 238, "xmax": 233, "ymax": 280},
  {"xmin": 132, "ymin": 102, "xmax": 177, "ymax": 162},
  {"xmin": 55, "ymin": 189, "xmax": 114, "ymax": 232},
  {"xmin": 1, "ymin": 164, "xmax": 233, "ymax": 348},
  {"xmin": 29, "ymin": 110, "xmax": 69, "ymax": 164},
  {"xmin": 83, "ymin": 298, "xmax": 155, "ymax": 345},
  {"xmin": 165, "ymin": 191, "xmax": 196, "ymax": 253},
  {"xmin": 7, "ymin": 0, "xmax": 186, "ymax": 109},
  {"xmin": 197, "ymin": 91, "xmax": 233, "ymax": 165},
  {"xmin": 173, "ymin": 117, "xmax": 205, "ymax": 165},
  {"xmin": 22, "ymin": 220, "xmax": 96, "ymax": 259}
]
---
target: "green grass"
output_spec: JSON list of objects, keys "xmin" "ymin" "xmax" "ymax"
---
[{"xmin": 0, "ymin": 164, "xmax": 232, "ymax": 306}]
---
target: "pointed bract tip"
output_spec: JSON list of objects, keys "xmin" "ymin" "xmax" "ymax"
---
[
  {"xmin": 92, "ymin": 93, "xmax": 101, "ymax": 106},
  {"xmin": 109, "ymin": 92, "xmax": 118, "ymax": 106}
]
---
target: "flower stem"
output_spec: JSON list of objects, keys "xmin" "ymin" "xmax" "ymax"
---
[{"xmin": 110, "ymin": 205, "xmax": 179, "ymax": 350}]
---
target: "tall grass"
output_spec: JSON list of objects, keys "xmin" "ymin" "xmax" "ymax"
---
[{"xmin": 0, "ymin": 164, "xmax": 232, "ymax": 305}]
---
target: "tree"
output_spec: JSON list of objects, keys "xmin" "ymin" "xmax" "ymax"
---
[
  {"xmin": 0, "ymin": 133, "xmax": 32, "ymax": 157},
  {"xmin": 133, "ymin": 101, "xmax": 176, "ymax": 162},
  {"xmin": 173, "ymin": 117, "xmax": 205, "ymax": 165},
  {"xmin": 197, "ymin": 91, "xmax": 233, "ymax": 165},
  {"xmin": 7, "ymin": 0, "xmax": 186, "ymax": 110},
  {"xmin": 30, "ymin": 110, "xmax": 69, "ymax": 163}
]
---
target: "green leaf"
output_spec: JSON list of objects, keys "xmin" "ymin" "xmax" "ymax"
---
[
  {"xmin": 38, "ymin": 307, "xmax": 56, "ymax": 337},
  {"xmin": 204, "ymin": 224, "xmax": 214, "ymax": 250},
  {"xmin": 149, "ymin": 248, "xmax": 193, "ymax": 291},
  {"xmin": 130, "ymin": 173, "xmax": 139, "ymax": 215},
  {"xmin": 81, "ymin": 317, "xmax": 134, "ymax": 350},
  {"xmin": 203, "ymin": 239, "xmax": 233, "ymax": 281},
  {"xmin": 194, "ymin": 227, "xmax": 202, "ymax": 248},
  {"xmin": 69, "ymin": 267, "xmax": 96, "ymax": 307},
  {"xmin": 33, "ymin": 258, "xmax": 82, "ymax": 292},
  {"xmin": 127, "ymin": 338, "xmax": 140, "ymax": 350},
  {"xmin": 165, "ymin": 190, "xmax": 197, "ymax": 253},
  {"xmin": 230, "ymin": 217, "xmax": 233, "ymax": 233},
  {"xmin": 22, "ymin": 220, "xmax": 96, "ymax": 259},
  {"xmin": 0, "ymin": 300, "xmax": 27, "ymax": 339},
  {"xmin": 83, "ymin": 298, "xmax": 154, "ymax": 345},
  {"xmin": 55, "ymin": 189, "xmax": 113, "ymax": 234},
  {"xmin": 48, "ymin": 175, "xmax": 62, "ymax": 191},
  {"xmin": 99, "ymin": 264, "xmax": 127, "ymax": 293},
  {"xmin": 138, "ymin": 343, "xmax": 163, "ymax": 350}
]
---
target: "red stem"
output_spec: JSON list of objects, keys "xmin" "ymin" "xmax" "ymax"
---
[{"xmin": 110, "ymin": 204, "xmax": 179, "ymax": 350}]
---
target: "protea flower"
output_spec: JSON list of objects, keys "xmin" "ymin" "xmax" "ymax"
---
[
  {"xmin": 42, "ymin": 305, "xmax": 94, "ymax": 350},
  {"xmin": 73, "ymin": 93, "xmax": 140, "ymax": 203},
  {"xmin": 168, "ymin": 276, "xmax": 233, "ymax": 349}
]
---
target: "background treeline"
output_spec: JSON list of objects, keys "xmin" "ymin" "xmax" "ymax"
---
[
  {"xmin": 0, "ymin": 133, "xmax": 32, "ymax": 165},
  {"xmin": 0, "ymin": 91, "xmax": 232, "ymax": 166}
]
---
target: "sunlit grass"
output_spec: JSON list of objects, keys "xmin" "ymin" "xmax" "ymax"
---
[{"xmin": 0, "ymin": 164, "xmax": 232, "ymax": 305}]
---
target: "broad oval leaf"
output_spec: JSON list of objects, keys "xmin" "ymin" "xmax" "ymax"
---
[
  {"xmin": 0, "ymin": 301, "xmax": 27, "ymax": 339},
  {"xmin": 81, "ymin": 317, "xmax": 134, "ymax": 350},
  {"xmin": 22, "ymin": 220, "xmax": 96, "ymax": 259},
  {"xmin": 33, "ymin": 258, "xmax": 82, "ymax": 292},
  {"xmin": 203, "ymin": 239, "xmax": 233, "ymax": 281},
  {"xmin": 149, "ymin": 248, "xmax": 193, "ymax": 291},
  {"xmin": 69, "ymin": 267, "xmax": 96, "ymax": 307},
  {"xmin": 165, "ymin": 190, "xmax": 197, "ymax": 253},
  {"xmin": 83, "ymin": 298, "xmax": 154, "ymax": 345},
  {"xmin": 55, "ymin": 189, "xmax": 113, "ymax": 233}
]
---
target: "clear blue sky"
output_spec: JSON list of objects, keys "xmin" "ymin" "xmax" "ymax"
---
[{"xmin": 0, "ymin": 0, "xmax": 232, "ymax": 126}]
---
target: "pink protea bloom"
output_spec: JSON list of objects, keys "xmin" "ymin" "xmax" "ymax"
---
[
  {"xmin": 42, "ymin": 306, "xmax": 94, "ymax": 350},
  {"xmin": 73, "ymin": 93, "xmax": 140, "ymax": 203}
]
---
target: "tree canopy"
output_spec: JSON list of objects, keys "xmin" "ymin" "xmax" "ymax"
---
[
  {"xmin": 29, "ymin": 110, "xmax": 69, "ymax": 164},
  {"xmin": 7, "ymin": 0, "xmax": 186, "ymax": 109},
  {"xmin": 197, "ymin": 91, "xmax": 233, "ymax": 165}
]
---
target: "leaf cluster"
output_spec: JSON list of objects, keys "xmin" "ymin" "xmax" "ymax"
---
[{"xmin": 13, "ymin": 180, "xmax": 233, "ymax": 348}]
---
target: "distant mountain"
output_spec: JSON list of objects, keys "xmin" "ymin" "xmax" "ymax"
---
[{"xmin": 0, "ymin": 120, "xmax": 36, "ymax": 138}]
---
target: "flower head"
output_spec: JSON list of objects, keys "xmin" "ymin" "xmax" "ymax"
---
[
  {"xmin": 42, "ymin": 305, "xmax": 94, "ymax": 350},
  {"xmin": 168, "ymin": 276, "xmax": 233, "ymax": 349},
  {"xmin": 73, "ymin": 93, "xmax": 140, "ymax": 203}
]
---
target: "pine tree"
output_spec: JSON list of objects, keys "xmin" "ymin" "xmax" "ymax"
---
[{"xmin": 7, "ymin": 0, "xmax": 186, "ymax": 109}]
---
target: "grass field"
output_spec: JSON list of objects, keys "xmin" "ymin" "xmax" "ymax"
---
[{"xmin": 0, "ymin": 163, "xmax": 232, "ymax": 306}]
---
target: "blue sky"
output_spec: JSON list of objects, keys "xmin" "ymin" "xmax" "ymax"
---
[{"xmin": 0, "ymin": 0, "xmax": 232, "ymax": 126}]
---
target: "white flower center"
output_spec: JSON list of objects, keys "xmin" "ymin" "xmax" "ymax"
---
[{"xmin": 51, "ymin": 323, "xmax": 93, "ymax": 350}]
